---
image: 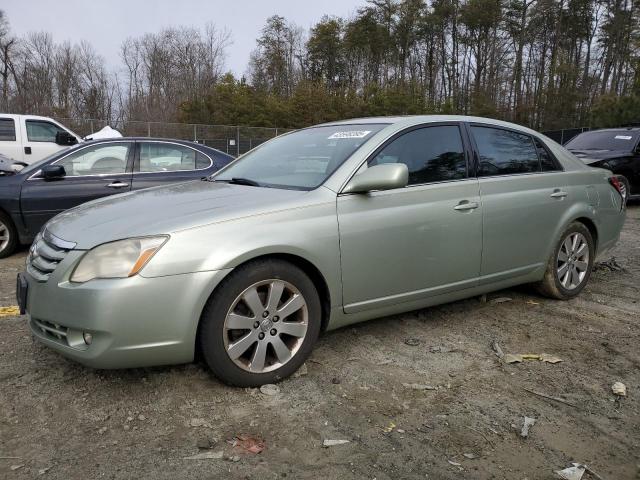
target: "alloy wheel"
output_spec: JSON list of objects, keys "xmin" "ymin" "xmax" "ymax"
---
[
  {"xmin": 223, "ymin": 279, "xmax": 308, "ymax": 373},
  {"xmin": 0, "ymin": 219, "xmax": 9, "ymax": 252},
  {"xmin": 556, "ymin": 232, "xmax": 589, "ymax": 290}
]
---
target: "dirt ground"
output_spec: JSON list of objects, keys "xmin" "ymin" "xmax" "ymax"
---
[{"xmin": 1, "ymin": 207, "xmax": 639, "ymax": 480}]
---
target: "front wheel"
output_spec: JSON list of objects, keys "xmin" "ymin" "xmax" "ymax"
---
[
  {"xmin": 536, "ymin": 222, "xmax": 594, "ymax": 300},
  {"xmin": 198, "ymin": 259, "xmax": 321, "ymax": 387}
]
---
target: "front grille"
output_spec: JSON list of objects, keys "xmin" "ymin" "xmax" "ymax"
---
[
  {"xmin": 32, "ymin": 318, "xmax": 69, "ymax": 346},
  {"xmin": 26, "ymin": 230, "xmax": 75, "ymax": 282}
]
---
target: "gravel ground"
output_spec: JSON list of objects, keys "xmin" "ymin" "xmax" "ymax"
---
[{"xmin": 1, "ymin": 206, "xmax": 639, "ymax": 479}]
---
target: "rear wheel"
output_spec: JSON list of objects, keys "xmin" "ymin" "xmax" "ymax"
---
[
  {"xmin": 618, "ymin": 175, "xmax": 631, "ymax": 202},
  {"xmin": 0, "ymin": 211, "xmax": 18, "ymax": 259},
  {"xmin": 536, "ymin": 222, "xmax": 594, "ymax": 300},
  {"xmin": 198, "ymin": 259, "xmax": 321, "ymax": 387}
]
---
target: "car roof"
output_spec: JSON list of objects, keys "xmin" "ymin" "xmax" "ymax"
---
[
  {"xmin": 317, "ymin": 115, "xmax": 543, "ymax": 137},
  {"xmin": 578, "ymin": 127, "xmax": 640, "ymax": 133},
  {"xmin": 80, "ymin": 137, "xmax": 231, "ymax": 156},
  {"xmin": 83, "ymin": 137, "xmax": 206, "ymax": 144}
]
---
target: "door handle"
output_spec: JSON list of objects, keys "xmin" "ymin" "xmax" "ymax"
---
[
  {"xmin": 550, "ymin": 190, "xmax": 568, "ymax": 199},
  {"xmin": 24, "ymin": 146, "xmax": 31, "ymax": 155},
  {"xmin": 106, "ymin": 181, "xmax": 129, "ymax": 188},
  {"xmin": 454, "ymin": 201, "xmax": 479, "ymax": 211}
]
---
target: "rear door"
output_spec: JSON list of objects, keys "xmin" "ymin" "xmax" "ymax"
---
[
  {"xmin": 467, "ymin": 124, "xmax": 570, "ymax": 283},
  {"xmin": 338, "ymin": 123, "xmax": 483, "ymax": 313},
  {"xmin": 0, "ymin": 116, "xmax": 23, "ymax": 162},
  {"xmin": 131, "ymin": 141, "xmax": 215, "ymax": 191},
  {"xmin": 20, "ymin": 141, "xmax": 134, "ymax": 234}
]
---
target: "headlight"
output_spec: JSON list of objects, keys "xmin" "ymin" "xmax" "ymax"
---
[{"xmin": 70, "ymin": 236, "xmax": 168, "ymax": 283}]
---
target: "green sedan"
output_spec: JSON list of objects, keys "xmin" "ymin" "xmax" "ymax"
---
[{"xmin": 19, "ymin": 116, "xmax": 626, "ymax": 386}]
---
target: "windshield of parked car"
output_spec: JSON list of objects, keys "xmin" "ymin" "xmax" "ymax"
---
[
  {"xmin": 212, "ymin": 124, "xmax": 387, "ymax": 190},
  {"xmin": 565, "ymin": 130, "xmax": 639, "ymax": 151}
]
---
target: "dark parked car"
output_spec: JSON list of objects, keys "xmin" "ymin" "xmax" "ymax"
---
[
  {"xmin": 0, "ymin": 138, "xmax": 233, "ymax": 257},
  {"xmin": 565, "ymin": 128, "xmax": 640, "ymax": 199}
]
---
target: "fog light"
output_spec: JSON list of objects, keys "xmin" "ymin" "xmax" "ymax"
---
[{"xmin": 83, "ymin": 332, "xmax": 93, "ymax": 345}]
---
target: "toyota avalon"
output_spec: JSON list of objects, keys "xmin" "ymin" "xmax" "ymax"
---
[{"xmin": 18, "ymin": 116, "xmax": 626, "ymax": 386}]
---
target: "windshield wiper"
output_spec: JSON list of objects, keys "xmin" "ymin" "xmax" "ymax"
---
[
  {"xmin": 203, "ymin": 176, "xmax": 262, "ymax": 186},
  {"xmin": 226, "ymin": 177, "xmax": 262, "ymax": 187}
]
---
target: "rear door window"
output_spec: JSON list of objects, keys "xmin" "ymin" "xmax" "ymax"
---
[
  {"xmin": 138, "ymin": 143, "xmax": 210, "ymax": 172},
  {"xmin": 0, "ymin": 118, "xmax": 16, "ymax": 141},
  {"xmin": 472, "ymin": 126, "xmax": 540, "ymax": 176}
]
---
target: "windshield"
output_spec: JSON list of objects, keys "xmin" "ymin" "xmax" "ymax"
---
[
  {"xmin": 565, "ymin": 130, "xmax": 639, "ymax": 151},
  {"xmin": 213, "ymin": 124, "xmax": 387, "ymax": 190}
]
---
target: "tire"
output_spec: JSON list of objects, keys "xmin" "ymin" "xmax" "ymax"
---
[
  {"xmin": 0, "ymin": 211, "xmax": 18, "ymax": 259},
  {"xmin": 198, "ymin": 259, "xmax": 322, "ymax": 387},
  {"xmin": 536, "ymin": 222, "xmax": 594, "ymax": 300}
]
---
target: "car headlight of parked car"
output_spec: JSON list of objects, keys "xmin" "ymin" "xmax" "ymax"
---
[{"xmin": 70, "ymin": 236, "xmax": 168, "ymax": 283}]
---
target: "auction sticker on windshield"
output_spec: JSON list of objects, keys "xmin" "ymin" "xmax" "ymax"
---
[{"xmin": 328, "ymin": 131, "xmax": 371, "ymax": 139}]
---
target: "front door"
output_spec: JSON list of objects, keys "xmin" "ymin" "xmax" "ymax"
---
[
  {"xmin": 20, "ymin": 141, "xmax": 134, "ymax": 235},
  {"xmin": 22, "ymin": 119, "xmax": 71, "ymax": 163},
  {"xmin": 338, "ymin": 124, "xmax": 482, "ymax": 314}
]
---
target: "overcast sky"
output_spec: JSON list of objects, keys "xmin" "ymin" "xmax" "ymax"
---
[{"xmin": 3, "ymin": 0, "xmax": 364, "ymax": 76}]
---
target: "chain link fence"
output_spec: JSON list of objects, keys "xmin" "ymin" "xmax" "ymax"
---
[
  {"xmin": 55, "ymin": 119, "xmax": 632, "ymax": 150},
  {"xmin": 54, "ymin": 118, "xmax": 294, "ymax": 156}
]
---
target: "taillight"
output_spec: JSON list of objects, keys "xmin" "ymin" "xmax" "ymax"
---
[{"xmin": 608, "ymin": 176, "xmax": 626, "ymax": 202}]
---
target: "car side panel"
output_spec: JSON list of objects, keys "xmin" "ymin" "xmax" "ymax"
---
[{"xmin": 140, "ymin": 188, "xmax": 344, "ymax": 309}]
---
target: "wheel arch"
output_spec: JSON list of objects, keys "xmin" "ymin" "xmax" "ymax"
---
[
  {"xmin": 540, "ymin": 203, "xmax": 601, "ymax": 271},
  {"xmin": 573, "ymin": 216, "xmax": 598, "ymax": 251},
  {"xmin": 194, "ymin": 252, "xmax": 333, "ymax": 360}
]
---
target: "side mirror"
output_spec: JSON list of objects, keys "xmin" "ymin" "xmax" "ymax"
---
[
  {"xmin": 55, "ymin": 131, "xmax": 78, "ymax": 146},
  {"xmin": 42, "ymin": 165, "xmax": 66, "ymax": 180},
  {"xmin": 343, "ymin": 163, "xmax": 409, "ymax": 194}
]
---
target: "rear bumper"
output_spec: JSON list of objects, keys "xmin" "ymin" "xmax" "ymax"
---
[{"xmin": 25, "ymin": 267, "xmax": 231, "ymax": 369}]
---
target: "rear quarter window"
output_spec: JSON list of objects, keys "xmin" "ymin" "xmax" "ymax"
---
[{"xmin": 535, "ymin": 138, "xmax": 562, "ymax": 171}]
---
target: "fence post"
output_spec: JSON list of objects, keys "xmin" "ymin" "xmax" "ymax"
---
[
  {"xmin": 147, "ymin": 122, "xmax": 151, "ymax": 137},
  {"xmin": 236, "ymin": 126, "xmax": 240, "ymax": 157},
  {"xmin": 90, "ymin": 120, "xmax": 94, "ymax": 134},
  {"xmin": 193, "ymin": 124, "xmax": 197, "ymax": 142},
  {"xmin": 275, "ymin": 128, "xmax": 278, "ymax": 137}
]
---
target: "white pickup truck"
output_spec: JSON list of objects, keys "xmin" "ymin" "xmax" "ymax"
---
[{"xmin": 0, "ymin": 114, "xmax": 82, "ymax": 164}]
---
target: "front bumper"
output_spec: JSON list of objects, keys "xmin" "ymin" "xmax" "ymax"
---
[{"xmin": 24, "ymin": 256, "xmax": 231, "ymax": 369}]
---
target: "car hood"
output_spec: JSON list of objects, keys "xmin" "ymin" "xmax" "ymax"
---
[
  {"xmin": 0, "ymin": 155, "xmax": 24, "ymax": 175},
  {"xmin": 45, "ymin": 180, "xmax": 316, "ymax": 249},
  {"xmin": 568, "ymin": 149, "xmax": 632, "ymax": 165}
]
